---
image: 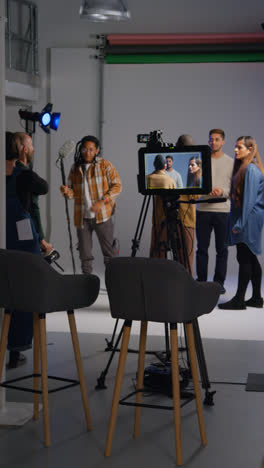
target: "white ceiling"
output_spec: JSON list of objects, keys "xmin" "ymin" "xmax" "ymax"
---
[{"xmin": 36, "ymin": 0, "xmax": 264, "ymax": 37}]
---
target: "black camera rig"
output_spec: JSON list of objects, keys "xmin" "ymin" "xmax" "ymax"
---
[{"xmin": 137, "ymin": 129, "xmax": 173, "ymax": 148}]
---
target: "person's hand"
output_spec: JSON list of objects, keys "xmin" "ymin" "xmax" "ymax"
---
[
  {"xmin": 41, "ymin": 239, "xmax": 53, "ymax": 254},
  {"xmin": 210, "ymin": 187, "xmax": 224, "ymax": 197},
  {"xmin": 91, "ymin": 200, "xmax": 105, "ymax": 214},
  {"xmin": 60, "ymin": 185, "xmax": 69, "ymax": 196}
]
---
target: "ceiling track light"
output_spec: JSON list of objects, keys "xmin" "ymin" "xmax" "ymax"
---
[{"xmin": 79, "ymin": 0, "xmax": 131, "ymax": 22}]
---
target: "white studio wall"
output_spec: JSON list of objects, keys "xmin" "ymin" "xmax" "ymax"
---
[
  {"xmin": 102, "ymin": 61, "xmax": 264, "ymax": 278},
  {"xmin": 5, "ymin": 0, "xmax": 264, "ymax": 279},
  {"xmin": 6, "ymin": 44, "xmax": 264, "ymax": 279}
]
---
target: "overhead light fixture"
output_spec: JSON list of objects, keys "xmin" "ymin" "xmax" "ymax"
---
[
  {"xmin": 19, "ymin": 103, "xmax": 61, "ymax": 135},
  {"xmin": 79, "ymin": 0, "xmax": 131, "ymax": 22}
]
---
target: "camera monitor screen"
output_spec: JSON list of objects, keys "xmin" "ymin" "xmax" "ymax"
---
[{"xmin": 138, "ymin": 145, "xmax": 212, "ymax": 196}]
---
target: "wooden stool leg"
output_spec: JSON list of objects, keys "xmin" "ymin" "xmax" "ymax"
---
[
  {"xmin": 170, "ymin": 324, "xmax": 183, "ymax": 467},
  {"xmin": 39, "ymin": 314, "xmax": 50, "ymax": 447},
  {"xmin": 0, "ymin": 311, "xmax": 11, "ymax": 379},
  {"xmin": 67, "ymin": 310, "xmax": 92, "ymax": 431},
  {"xmin": 33, "ymin": 312, "xmax": 40, "ymax": 420},
  {"xmin": 185, "ymin": 322, "xmax": 207, "ymax": 447},
  {"xmin": 133, "ymin": 320, "xmax": 148, "ymax": 438},
  {"xmin": 105, "ymin": 321, "xmax": 132, "ymax": 457}
]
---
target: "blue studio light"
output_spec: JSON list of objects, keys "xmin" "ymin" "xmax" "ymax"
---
[
  {"xmin": 50, "ymin": 112, "xmax": 61, "ymax": 131},
  {"xmin": 18, "ymin": 103, "xmax": 61, "ymax": 134},
  {"xmin": 41, "ymin": 112, "xmax": 52, "ymax": 127}
]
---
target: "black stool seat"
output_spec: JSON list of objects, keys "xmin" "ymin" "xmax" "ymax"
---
[
  {"xmin": 104, "ymin": 257, "xmax": 221, "ymax": 466},
  {"xmin": 0, "ymin": 249, "xmax": 100, "ymax": 447},
  {"xmin": 0, "ymin": 249, "xmax": 99, "ymax": 314}
]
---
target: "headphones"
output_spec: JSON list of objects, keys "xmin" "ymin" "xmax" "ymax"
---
[
  {"xmin": 80, "ymin": 135, "xmax": 100, "ymax": 152},
  {"xmin": 74, "ymin": 135, "xmax": 101, "ymax": 167}
]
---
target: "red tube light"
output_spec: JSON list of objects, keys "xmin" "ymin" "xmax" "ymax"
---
[{"xmin": 107, "ymin": 33, "xmax": 264, "ymax": 46}]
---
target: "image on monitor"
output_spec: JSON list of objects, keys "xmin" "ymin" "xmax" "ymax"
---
[{"xmin": 138, "ymin": 145, "xmax": 211, "ymax": 196}]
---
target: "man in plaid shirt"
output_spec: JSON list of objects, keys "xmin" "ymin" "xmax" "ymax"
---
[{"xmin": 60, "ymin": 135, "xmax": 122, "ymax": 274}]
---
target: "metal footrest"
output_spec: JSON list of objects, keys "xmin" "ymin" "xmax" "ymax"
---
[
  {"xmin": 1, "ymin": 373, "xmax": 80, "ymax": 394},
  {"xmin": 119, "ymin": 388, "xmax": 194, "ymax": 410}
]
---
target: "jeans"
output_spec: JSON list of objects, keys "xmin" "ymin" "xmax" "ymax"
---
[{"xmin": 77, "ymin": 217, "xmax": 115, "ymax": 274}]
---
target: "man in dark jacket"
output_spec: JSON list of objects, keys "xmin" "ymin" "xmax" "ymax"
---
[{"xmin": 6, "ymin": 132, "xmax": 49, "ymax": 368}]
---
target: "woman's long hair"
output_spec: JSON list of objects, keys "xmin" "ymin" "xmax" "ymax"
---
[
  {"xmin": 73, "ymin": 135, "xmax": 100, "ymax": 169},
  {"xmin": 186, "ymin": 157, "xmax": 202, "ymax": 187},
  {"xmin": 232, "ymin": 136, "xmax": 264, "ymax": 207}
]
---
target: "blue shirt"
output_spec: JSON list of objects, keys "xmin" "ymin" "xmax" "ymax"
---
[{"xmin": 229, "ymin": 163, "xmax": 264, "ymax": 255}]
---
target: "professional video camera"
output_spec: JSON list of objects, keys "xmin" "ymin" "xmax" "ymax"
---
[
  {"xmin": 137, "ymin": 130, "xmax": 165, "ymax": 146},
  {"xmin": 137, "ymin": 130, "xmax": 212, "ymax": 196}
]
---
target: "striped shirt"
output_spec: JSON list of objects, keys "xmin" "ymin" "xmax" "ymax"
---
[{"xmin": 67, "ymin": 157, "xmax": 122, "ymax": 228}]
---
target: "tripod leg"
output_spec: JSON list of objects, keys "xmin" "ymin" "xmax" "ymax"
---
[
  {"xmin": 132, "ymin": 195, "xmax": 151, "ymax": 257},
  {"xmin": 105, "ymin": 319, "xmax": 119, "ymax": 351},
  {"xmin": 192, "ymin": 319, "xmax": 215, "ymax": 406},
  {"xmin": 95, "ymin": 322, "xmax": 125, "ymax": 390}
]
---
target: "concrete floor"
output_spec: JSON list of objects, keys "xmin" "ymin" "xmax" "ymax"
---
[
  {"xmin": 0, "ymin": 274, "xmax": 263, "ymax": 467},
  {"xmin": 0, "ymin": 327, "xmax": 264, "ymax": 468}
]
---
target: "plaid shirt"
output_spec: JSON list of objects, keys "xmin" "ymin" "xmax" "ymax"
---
[{"xmin": 67, "ymin": 157, "xmax": 122, "ymax": 228}]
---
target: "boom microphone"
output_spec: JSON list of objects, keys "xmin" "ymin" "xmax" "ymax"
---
[
  {"xmin": 58, "ymin": 140, "xmax": 75, "ymax": 160},
  {"xmin": 57, "ymin": 139, "xmax": 76, "ymax": 274}
]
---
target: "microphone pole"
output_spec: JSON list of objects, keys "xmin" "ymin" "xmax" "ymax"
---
[{"xmin": 60, "ymin": 157, "xmax": 76, "ymax": 274}]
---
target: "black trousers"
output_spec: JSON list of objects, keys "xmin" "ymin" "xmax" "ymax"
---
[
  {"xmin": 196, "ymin": 211, "xmax": 229, "ymax": 284},
  {"xmin": 7, "ymin": 310, "xmax": 33, "ymax": 352},
  {"xmin": 235, "ymin": 243, "xmax": 262, "ymax": 300}
]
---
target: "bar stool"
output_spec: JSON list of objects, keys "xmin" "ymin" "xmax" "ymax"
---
[
  {"xmin": 104, "ymin": 257, "xmax": 221, "ymax": 466},
  {"xmin": 0, "ymin": 248, "xmax": 100, "ymax": 447}
]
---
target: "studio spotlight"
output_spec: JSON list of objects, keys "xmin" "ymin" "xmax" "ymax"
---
[
  {"xmin": 50, "ymin": 113, "xmax": 61, "ymax": 131},
  {"xmin": 79, "ymin": 0, "xmax": 131, "ymax": 22},
  {"xmin": 18, "ymin": 103, "xmax": 61, "ymax": 135}
]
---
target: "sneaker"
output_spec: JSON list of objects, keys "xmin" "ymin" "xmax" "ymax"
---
[
  {"xmin": 218, "ymin": 297, "xmax": 246, "ymax": 310},
  {"xmin": 245, "ymin": 297, "xmax": 263, "ymax": 308},
  {"xmin": 6, "ymin": 351, "xmax": 27, "ymax": 369}
]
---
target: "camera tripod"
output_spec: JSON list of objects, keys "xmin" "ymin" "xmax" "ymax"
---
[{"xmin": 96, "ymin": 194, "xmax": 216, "ymax": 406}]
